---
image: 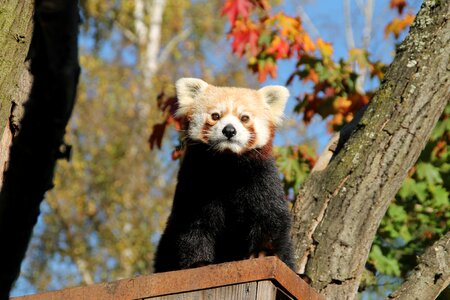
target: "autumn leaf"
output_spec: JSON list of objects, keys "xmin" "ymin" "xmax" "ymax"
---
[
  {"xmin": 369, "ymin": 61, "xmax": 386, "ymax": 80},
  {"xmin": 221, "ymin": 0, "xmax": 254, "ymax": 24},
  {"xmin": 302, "ymin": 68, "xmax": 319, "ymax": 84},
  {"xmin": 269, "ymin": 13, "xmax": 301, "ymax": 37},
  {"xmin": 334, "ymin": 96, "xmax": 352, "ymax": 112},
  {"xmin": 297, "ymin": 33, "xmax": 315, "ymax": 53},
  {"xmin": 330, "ymin": 113, "xmax": 344, "ymax": 130},
  {"xmin": 385, "ymin": 13, "xmax": 415, "ymax": 39},
  {"xmin": 229, "ymin": 20, "xmax": 260, "ymax": 57},
  {"xmin": 148, "ymin": 122, "xmax": 167, "ymax": 150},
  {"xmin": 167, "ymin": 115, "xmax": 183, "ymax": 131},
  {"xmin": 317, "ymin": 38, "xmax": 333, "ymax": 58},
  {"xmin": 266, "ymin": 35, "xmax": 290, "ymax": 59},
  {"xmin": 171, "ymin": 148, "xmax": 185, "ymax": 160},
  {"xmin": 255, "ymin": 0, "xmax": 270, "ymax": 10},
  {"xmin": 345, "ymin": 112, "xmax": 354, "ymax": 123},
  {"xmin": 348, "ymin": 48, "xmax": 369, "ymax": 69},
  {"xmin": 390, "ymin": 0, "xmax": 407, "ymax": 14},
  {"xmin": 257, "ymin": 58, "xmax": 277, "ymax": 82}
]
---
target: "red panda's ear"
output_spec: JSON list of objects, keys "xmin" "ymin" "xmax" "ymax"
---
[
  {"xmin": 258, "ymin": 86, "xmax": 289, "ymax": 125},
  {"xmin": 175, "ymin": 78, "xmax": 209, "ymax": 116}
]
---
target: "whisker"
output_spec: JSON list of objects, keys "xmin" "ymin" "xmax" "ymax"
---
[{"xmin": 252, "ymin": 148, "xmax": 263, "ymax": 157}]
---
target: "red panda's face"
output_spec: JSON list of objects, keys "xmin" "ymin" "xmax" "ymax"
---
[{"xmin": 175, "ymin": 78, "xmax": 289, "ymax": 154}]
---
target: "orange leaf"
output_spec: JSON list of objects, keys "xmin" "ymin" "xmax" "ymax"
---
[
  {"xmin": 344, "ymin": 112, "xmax": 354, "ymax": 123},
  {"xmin": 301, "ymin": 34, "xmax": 315, "ymax": 53},
  {"xmin": 302, "ymin": 69, "xmax": 319, "ymax": 84},
  {"xmin": 328, "ymin": 113, "xmax": 344, "ymax": 132},
  {"xmin": 384, "ymin": 13, "xmax": 414, "ymax": 39},
  {"xmin": 433, "ymin": 140, "xmax": 447, "ymax": 158},
  {"xmin": 257, "ymin": 60, "xmax": 277, "ymax": 82},
  {"xmin": 272, "ymin": 13, "xmax": 301, "ymax": 37},
  {"xmin": 333, "ymin": 96, "xmax": 352, "ymax": 112}
]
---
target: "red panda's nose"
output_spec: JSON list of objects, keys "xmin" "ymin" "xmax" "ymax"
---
[{"xmin": 222, "ymin": 124, "xmax": 237, "ymax": 139}]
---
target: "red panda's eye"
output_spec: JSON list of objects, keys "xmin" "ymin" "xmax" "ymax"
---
[
  {"xmin": 211, "ymin": 113, "xmax": 221, "ymax": 121},
  {"xmin": 240, "ymin": 115, "xmax": 250, "ymax": 123}
]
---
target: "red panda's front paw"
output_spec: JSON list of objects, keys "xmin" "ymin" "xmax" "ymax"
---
[
  {"xmin": 188, "ymin": 261, "xmax": 211, "ymax": 269},
  {"xmin": 248, "ymin": 250, "xmax": 268, "ymax": 259}
]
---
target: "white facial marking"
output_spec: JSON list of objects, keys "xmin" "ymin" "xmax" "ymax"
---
[
  {"xmin": 208, "ymin": 115, "xmax": 250, "ymax": 153},
  {"xmin": 187, "ymin": 111, "xmax": 205, "ymax": 141},
  {"xmin": 253, "ymin": 118, "xmax": 270, "ymax": 148}
]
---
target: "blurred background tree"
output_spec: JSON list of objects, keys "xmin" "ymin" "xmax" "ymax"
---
[
  {"xmin": 14, "ymin": 0, "xmax": 255, "ymax": 292},
  {"xmin": 11, "ymin": 0, "xmax": 448, "ymax": 299}
]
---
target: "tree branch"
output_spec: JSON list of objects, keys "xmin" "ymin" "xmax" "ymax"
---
[
  {"xmin": 134, "ymin": 0, "xmax": 147, "ymax": 46},
  {"xmin": 296, "ymin": 5, "xmax": 321, "ymax": 39},
  {"xmin": 356, "ymin": 0, "xmax": 374, "ymax": 91},
  {"xmin": 157, "ymin": 27, "xmax": 191, "ymax": 68},
  {"xmin": 291, "ymin": 1, "xmax": 449, "ymax": 299},
  {"xmin": 0, "ymin": 0, "xmax": 80, "ymax": 298},
  {"xmin": 114, "ymin": 20, "xmax": 138, "ymax": 44},
  {"xmin": 343, "ymin": 0, "xmax": 356, "ymax": 50},
  {"xmin": 144, "ymin": 0, "xmax": 166, "ymax": 83},
  {"xmin": 388, "ymin": 231, "xmax": 450, "ymax": 300}
]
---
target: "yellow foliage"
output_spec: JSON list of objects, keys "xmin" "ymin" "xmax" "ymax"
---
[{"xmin": 317, "ymin": 38, "xmax": 333, "ymax": 58}]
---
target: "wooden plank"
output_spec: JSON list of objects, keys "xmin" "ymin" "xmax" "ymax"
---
[
  {"xmin": 256, "ymin": 281, "xmax": 277, "ymax": 300},
  {"xmin": 147, "ymin": 282, "xmax": 257, "ymax": 300},
  {"xmin": 12, "ymin": 257, "xmax": 324, "ymax": 300}
]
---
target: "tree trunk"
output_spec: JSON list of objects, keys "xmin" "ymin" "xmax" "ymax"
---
[
  {"xmin": 0, "ymin": 0, "xmax": 34, "ymax": 183},
  {"xmin": 0, "ymin": 0, "xmax": 80, "ymax": 298},
  {"xmin": 388, "ymin": 231, "xmax": 450, "ymax": 300},
  {"xmin": 291, "ymin": 1, "xmax": 449, "ymax": 299}
]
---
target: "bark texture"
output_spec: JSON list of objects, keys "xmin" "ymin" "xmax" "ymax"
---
[
  {"xmin": 0, "ymin": 0, "xmax": 80, "ymax": 298},
  {"xmin": 291, "ymin": 1, "xmax": 449, "ymax": 299},
  {"xmin": 0, "ymin": 1, "xmax": 34, "ymax": 182},
  {"xmin": 388, "ymin": 231, "xmax": 450, "ymax": 300}
]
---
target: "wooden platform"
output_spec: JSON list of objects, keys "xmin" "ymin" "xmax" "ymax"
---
[{"xmin": 12, "ymin": 257, "xmax": 324, "ymax": 300}]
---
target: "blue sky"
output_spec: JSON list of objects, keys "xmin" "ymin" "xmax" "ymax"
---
[{"xmin": 265, "ymin": 0, "xmax": 421, "ymax": 152}]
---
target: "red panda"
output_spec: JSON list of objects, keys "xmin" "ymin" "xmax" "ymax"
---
[{"xmin": 153, "ymin": 78, "xmax": 295, "ymax": 272}]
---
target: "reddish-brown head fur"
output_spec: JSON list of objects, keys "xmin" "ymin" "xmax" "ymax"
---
[{"xmin": 175, "ymin": 78, "xmax": 289, "ymax": 155}]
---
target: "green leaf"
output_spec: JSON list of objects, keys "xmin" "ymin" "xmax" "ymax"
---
[
  {"xmin": 398, "ymin": 177, "xmax": 415, "ymax": 199},
  {"xmin": 416, "ymin": 163, "xmax": 443, "ymax": 185},
  {"xmin": 411, "ymin": 181, "xmax": 428, "ymax": 202},
  {"xmin": 429, "ymin": 185, "xmax": 449, "ymax": 207},
  {"xmin": 258, "ymin": 31, "xmax": 272, "ymax": 47},
  {"xmin": 387, "ymin": 203, "xmax": 407, "ymax": 222},
  {"xmin": 369, "ymin": 244, "xmax": 401, "ymax": 276},
  {"xmin": 430, "ymin": 119, "xmax": 448, "ymax": 140},
  {"xmin": 398, "ymin": 225, "xmax": 412, "ymax": 242}
]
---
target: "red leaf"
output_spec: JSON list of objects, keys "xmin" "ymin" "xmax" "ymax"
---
[
  {"xmin": 171, "ymin": 148, "xmax": 185, "ymax": 160},
  {"xmin": 148, "ymin": 122, "xmax": 167, "ymax": 150},
  {"xmin": 229, "ymin": 20, "xmax": 260, "ymax": 57},
  {"xmin": 390, "ymin": 0, "xmax": 407, "ymax": 14},
  {"xmin": 266, "ymin": 36, "xmax": 290, "ymax": 59},
  {"xmin": 221, "ymin": 0, "xmax": 255, "ymax": 24}
]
